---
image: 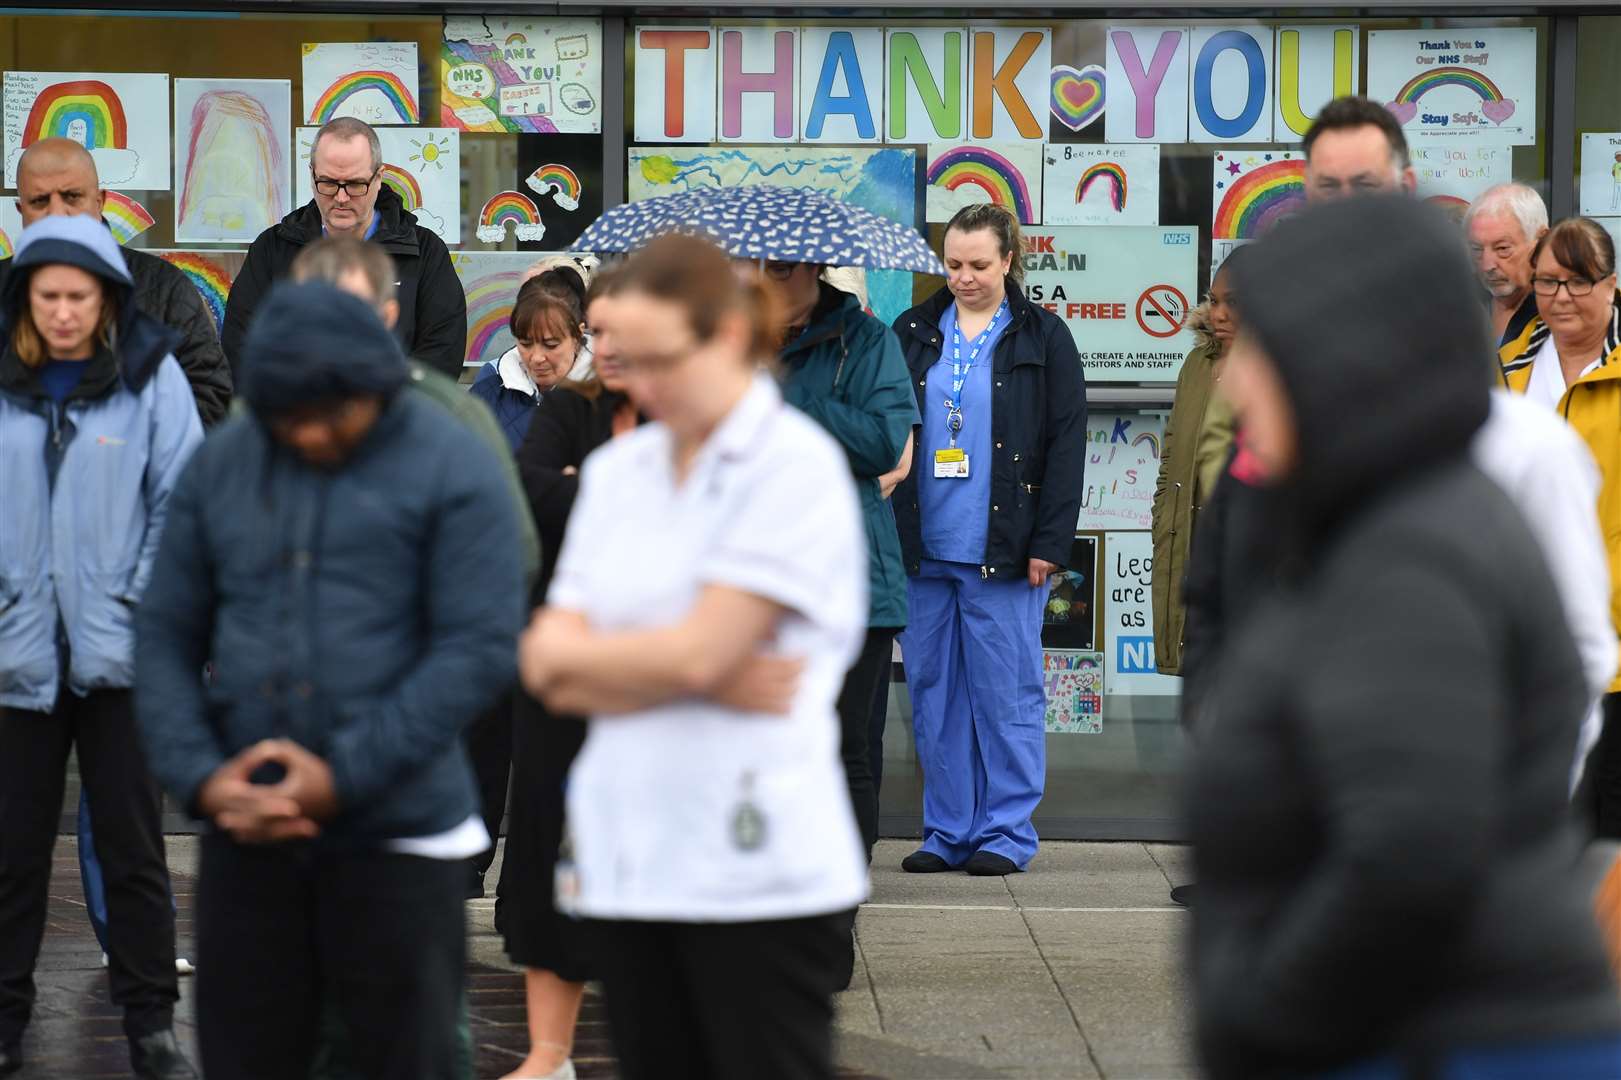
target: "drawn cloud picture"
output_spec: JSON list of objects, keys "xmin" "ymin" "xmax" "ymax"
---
[
  {"xmin": 526, "ymin": 163, "xmax": 581, "ymax": 211},
  {"xmin": 3, "ymin": 71, "xmax": 170, "ymax": 189},
  {"xmin": 925, "ymin": 143, "xmax": 1043, "ymax": 225},
  {"xmin": 175, "ymin": 80, "xmax": 292, "ymax": 244},
  {"xmin": 302, "ymin": 42, "xmax": 421, "ymax": 126},
  {"xmin": 294, "ymin": 126, "xmax": 461, "ymax": 244},
  {"xmin": 477, "ymin": 191, "xmax": 546, "ymax": 244}
]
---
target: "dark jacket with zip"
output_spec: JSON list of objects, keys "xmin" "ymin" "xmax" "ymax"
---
[
  {"xmin": 891, "ymin": 281, "xmax": 1088, "ymax": 580},
  {"xmin": 220, "ymin": 185, "xmax": 467, "ymax": 379},
  {"xmin": 781, "ymin": 283, "xmax": 916, "ymax": 628}
]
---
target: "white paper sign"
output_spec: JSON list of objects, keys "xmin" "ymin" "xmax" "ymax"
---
[
  {"xmin": 966, "ymin": 27, "xmax": 1050, "ymax": 143},
  {"xmin": 174, "ymin": 79, "xmax": 292, "ymax": 244},
  {"xmin": 442, "ymin": 17, "xmax": 603, "ymax": 134},
  {"xmin": 1274, "ymin": 26, "xmax": 1361, "ymax": 140},
  {"xmin": 301, "ymin": 42, "xmax": 420, "ymax": 125},
  {"xmin": 1104, "ymin": 531, "xmax": 1179, "ymax": 696},
  {"xmin": 634, "ymin": 27, "xmax": 716, "ymax": 143},
  {"xmin": 884, "ymin": 27, "xmax": 969, "ymax": 144},
  {"xmin": 1020, "ymin": 226, "xmax": 1197, "ymax": 383},
  {"xmin": 1106, "ymin": 28, "xmax": 1189, "ymax": 144},
  {"xmin": 1188, "ymin": 26, "xmax": 1273, "ymax": 144},
  {"xmin": 1581, "ymin": 134, "xmax": 1621, "ymax": 217},
  {"xmin": 925, "ymin": 142, "xmax": 1042, "ymax": 224},
  {"xmin": 799, "ymin": 27, "xmax": 884, "ymax": 143},
  {"xmin": 1412, "ymin": 140, "xmax": 1512, "ymax": 210},
  {"xmin": 296, "ymin": 126, "xmax": 462, "ymax": 244},
  {"xmin": 1043, "ymin": 145, "xmax": 1160, "ymax": 227},
  {"xmin": 718, "ymin": 27, "xmax": 800, "ymax": 143},
  {"xmin": 1077, "ymin": 412, "xmax": 1165, "ymax": 531},
  {"xmin": 1367, "ymin": 28, "xmax": 1537, "ymax": 146},
  {"xmin": 0, "ymin": 196, "xmax": 22, "ymax": 258},
  {"xmin": 3, "ymin": 71, "xmax": 170, "ymax": 190}
]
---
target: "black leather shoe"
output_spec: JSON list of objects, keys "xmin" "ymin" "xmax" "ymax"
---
[
  {"xmin": 964, "ymin": 851, "xmax": 1020, "ymax": 876},
  {"xmin": 466, "ymin": 865, "xmax": 486, "ymax": 900},
  {"xmin": 901, "ymin": 850, "xmax": 953, "ymax": 873},
  {"xmin": 1169, "ymin": 883, "xmax": 1198, "ymax": 907},
  {"xmin": 0, "ymin": 1040, "xmax": 22, "ymax": 1076},
  {"xmin": 129, "ymin": 1029, "xmax": 198, "ymax": 1080}
]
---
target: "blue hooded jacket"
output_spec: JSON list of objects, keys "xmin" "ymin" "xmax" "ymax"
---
[
  {"xmin": 135, "ymin": 281, "xmax": 526, "ymax": 843},
  {"xmin": 0, "ymin": 215, "xmax": 203, "ymax": 711}
]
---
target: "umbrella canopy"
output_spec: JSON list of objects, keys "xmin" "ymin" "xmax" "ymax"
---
[{"xmin": 571, "ymin": 185, "xmax": 945, "ymax": 275}]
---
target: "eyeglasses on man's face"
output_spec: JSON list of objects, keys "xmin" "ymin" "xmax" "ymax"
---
[
  {"xmin": 312, "ymin": 171, "xmax": 379, "ymax": 199},
  {"xmin": 1531, "ymin": 275, "xmax": 1602, "ymax": 298}
]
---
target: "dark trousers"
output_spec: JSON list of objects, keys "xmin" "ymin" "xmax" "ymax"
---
[
  {"xmin": 838, "ymin": 627, "xmax": 899, "ymax": 856},
  {"xmin": 592, "ymin": 913, "xmax": 847, "ymax": 1080},
  {"xmin": 0, "ymin": 689, "xmax": 178, "ymax": 1042},
  {"xmin": 194, "ymin": 833, "xmax": 466, "ymax": 1080},
  {"xmin": 464, "ymin": 687, "xmax": 514, "ymax": 878},
  {"xmin": 1586, "ymin": 693, "xmax": 1621, "ymax": 838}
]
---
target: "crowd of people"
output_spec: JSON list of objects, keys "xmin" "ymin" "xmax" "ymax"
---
[{"xmin": 0, "ymin": 93, "xmax": 1619, "ymax": 1080}]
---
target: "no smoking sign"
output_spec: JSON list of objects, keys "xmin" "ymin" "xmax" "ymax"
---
[{"xmin": 1135, "ymin": 285, "xmax": 1190, "ymax": 339}]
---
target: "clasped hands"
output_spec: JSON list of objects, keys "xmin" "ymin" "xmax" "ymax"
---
[{"xmin": 197, "ymin": 738, "xmax": 339, "ymax": 844}]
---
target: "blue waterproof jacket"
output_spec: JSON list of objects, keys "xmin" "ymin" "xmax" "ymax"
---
[
  {"xmin": 469, "ymin": 350, "xmax": 542, "ymax": 451},
  {"xmin": 0, "ymin": 215, "xmax": 203, "ymax": 711}
]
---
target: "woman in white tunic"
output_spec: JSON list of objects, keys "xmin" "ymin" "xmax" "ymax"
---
[{"xmin": 517, "ymin": 234, "xmax": 868, "ymax": 1080}]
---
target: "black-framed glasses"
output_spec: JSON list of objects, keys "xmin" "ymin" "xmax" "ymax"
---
[
  {"xmin": 1532, "ymin": 275, "xmax": 1600, "ymax": 298},
  {"xmin": 312, "ymin": 171, "xmax": 379, "ymax": 198}
]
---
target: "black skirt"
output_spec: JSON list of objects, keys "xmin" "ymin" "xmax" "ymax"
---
[{"xmin": 493, "ymin": 690, "xmax": 594, "ymax": 981}]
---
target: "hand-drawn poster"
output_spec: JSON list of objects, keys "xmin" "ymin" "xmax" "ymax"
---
[
  {"xmin": 1049, "ymin": 64, "xmax": 1105, "ymax": 136},
  {"xmin": 628, "ymin": 145, "xmax": 918, "ymax": 324},
  {"xmin": 1581, "ymin": 134, "xmax": 1621, "ymax": 217},
  {"xmin": 1043, "ymin": 651, "xmax": 1104, "ymax": 734},
  {"xmin": 3, "ymin": 71, "xmax": 170, "ymax": 190},
  {"xmin": 149, "ymin": 250, "xmax": 248, "ymax": 335},
  {"xmin": 1103, "ymin": 530, "xmax": 1179, "ymax": 696},
  {"xmin": 301, "ymin": 42, "xmax": 421, "ymax": 126},
  {"xmin": 103, "ymin": 191, "xmax": 156, "ymax": 245},
  {"xmin": 1077, "ymin": 412, "xmax": 1165, "ymax": 532},
  {"xmin": 1211, "ymin": 150, "xmax": 1304, "ymax": 272},
  {"xmin": 451, "ymin": 251, "xmax": 562, "ymax": 369},
  {"xmin": 1043, "ymin": 535, "xmax": 1100, "ymax": 650},
  {"xmin": 1042, "ymin": 144, "xmax": 1160, "ymax": 227},
  {"xmin": 0, "ymin": 197, "xmax": 22, "ymax": 260},
  {"xmin": 1367, "ymin": 28, "xmax": 1537, "ymax": 146},
  {"xmin": 515, "ymin": 133, "xmax": 604, "ymax": 249},
  {"xmin": 174, "ymin": 80, "xmax": 292, "ymax": 244},
  {"xmin": 441, "ymin": 17, "xmax": 603, "ymax": 134},
  {"xmin": 925, "ymin": 143, "xmax": 1043, "ymax": 225},
  {"xmin": 1412, "ymin": 140, "xmax": 1512, "ymax": 216},
  {"xmin": 296, "ymin": 126, "xmax": 461, "ymax": 244}
]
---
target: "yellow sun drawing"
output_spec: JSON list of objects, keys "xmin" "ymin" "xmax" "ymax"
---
[{"xmin": 409, "ymin": 134, "xmax": 454, "ymax": 171}]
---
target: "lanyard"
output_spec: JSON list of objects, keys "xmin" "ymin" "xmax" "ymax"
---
[{"xmin": 946, "ymin": 298, "xmax": 1007, "ymax": 444}]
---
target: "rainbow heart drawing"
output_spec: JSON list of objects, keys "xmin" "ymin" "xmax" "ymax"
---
[
  {"xmin": 1051, "ymin": 65, "xmax": 1105, "ymax": 133},
  {"xmin": 1386, "ymin": 67, "xmax": 1515, "ymax": 128}
]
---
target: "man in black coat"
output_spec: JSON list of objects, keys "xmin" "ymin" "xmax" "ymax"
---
[
  {"xmin": 221, "ymin": 117, "xmax": 467, "ymax": 380},
  {"xmin": 4, "ymin": 138, "xmax": 232, "ymax": 426}
]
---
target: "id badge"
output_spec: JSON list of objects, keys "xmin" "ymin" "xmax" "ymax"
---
[{"xmin": 934, "ymin": 447, "xmax": 970, "ymax": 479}]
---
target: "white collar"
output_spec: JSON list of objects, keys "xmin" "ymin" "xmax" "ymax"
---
[{"xmin": 497, "ymin": 348, "xmax": 538, "ymax": 396}]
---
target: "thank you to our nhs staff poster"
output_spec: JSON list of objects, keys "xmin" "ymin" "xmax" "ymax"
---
[{"xmin": 1019, "ymin": 227, "xmax": 1197, "ymax": 383}]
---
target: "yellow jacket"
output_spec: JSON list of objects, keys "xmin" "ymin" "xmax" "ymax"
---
[{"xmin": 1501, "ymin": 302, "xmax": 1621, "ymax": 692}]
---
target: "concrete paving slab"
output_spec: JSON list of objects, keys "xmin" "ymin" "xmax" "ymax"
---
[
  {"xmin": 1144, "ymin": 843, "xmax": 1193, "ymax": 888},
  {"xmin": 1004, "ymin": 843, "xmax": 1180, "ymax": 910}
]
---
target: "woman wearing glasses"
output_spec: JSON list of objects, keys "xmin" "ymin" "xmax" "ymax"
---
[{"xmin": 1501, "ymin": 218, "xmax": 1621, "ymax": 835}]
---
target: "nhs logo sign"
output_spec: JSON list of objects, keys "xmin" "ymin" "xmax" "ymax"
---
[{"xmin": 1116, "ymin": 636, "xmax": 1158, "ymax": 674}]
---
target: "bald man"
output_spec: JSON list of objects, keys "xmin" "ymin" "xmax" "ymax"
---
[{"xmin": 4, "ymin": 139, "xmax": 232, "ymax": 425}]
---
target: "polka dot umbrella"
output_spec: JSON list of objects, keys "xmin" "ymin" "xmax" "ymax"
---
[{"xmin": 570, "ymin": 185, "xmax": 946, "ymax": 275}]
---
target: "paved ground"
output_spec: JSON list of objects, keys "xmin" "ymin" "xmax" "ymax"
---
[{"xmin": 22, "ymin": 836, "xmax": 1194, "ymax": 1079}]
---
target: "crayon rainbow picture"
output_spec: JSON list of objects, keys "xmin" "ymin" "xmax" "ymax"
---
[
  {"xmin": 102, "ymin": 191, "xmax": 155, "ymax": 245},
  {"xmin": 1212, "ymin": 154, "xmax": 1306, "ymax": 241},
  {"xmin": 156, "ymin": 252, "xmax": 234, "ymax": 333},
  {"xmin": 525, "ymin": 163, "xmax": 582, "ymax": 211},
  {"xmin": 926, "ymin": 145, "xmax": 1036, "ymax": 225},
  {"xmin": 21, "ymin": 79, "xmax": 128, "ymax": 149},
  {"xmin": 0, "ymin": 229, "xmax": 12, "ymax": 260},
  {"xmin": 1131, "ymin": 431, "xmax": 1161, "ymax": 459},
  {"xmin": 1076, "ymin": 162, "xmax": 1128, "ymax": 213},
  {"xmin": 461, "ymin": 262, "xmax": 526, "ymax": 367},
  {"xmin": 309, "ymin": 70, "xmax": 419, "ymax": 125},
  {"xmin": 177, "ymin": 86, "xmax": 290, "ymax": 243},
  {"xmin": 378, "ymin": 163, "xmax": 424, "ymax": 212},
  {"xmin": 1386, "ymin": 68, "xmax": 1514, "ymax": 126},
  {"xmin": 476, "ymin": 190, "xmax": 546, "ymax": 244}
]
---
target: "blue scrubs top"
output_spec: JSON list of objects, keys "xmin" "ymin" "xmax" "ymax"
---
[{"xmin": 919, "ymin": 300, "xmax": 1005, "ymax": 565}]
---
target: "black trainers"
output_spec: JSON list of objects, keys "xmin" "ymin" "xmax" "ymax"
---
[
  {"xmin": 129, "ymin": 1029, "xmax": 198, "ymax": 1080},
  {"xmin": 0, "ymin": 1039, "xmax": 21, "ymax": 1076},
  {"xmin": 900, "ymin": 850, "xmax": 953, "ymax": 873},
  {"xmin": 964, "ymin": 851, "xmax": 1020, "ymax": 876}
]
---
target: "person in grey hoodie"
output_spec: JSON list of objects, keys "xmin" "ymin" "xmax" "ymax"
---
[{"xmin": 0, "ymin": 214, "xmax": 202, "ymax": 1079}]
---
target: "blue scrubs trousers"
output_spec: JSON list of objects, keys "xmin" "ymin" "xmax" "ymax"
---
[{"xmin": 900, "ymin": 558, "xmax": 1048, "ymax": 868}]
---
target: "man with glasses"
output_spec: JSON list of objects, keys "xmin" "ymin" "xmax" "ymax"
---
[{"xmin": 221, "ymin": 117, "xmax": 466, "ymax": 379}]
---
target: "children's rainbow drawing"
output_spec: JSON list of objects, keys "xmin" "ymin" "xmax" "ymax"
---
[
  {"xmin": 1213, "ymin": 158, "xmax": 1306, "ymax": 240},
  {"xmin": 309, "ymin": 70, "xmax": 419, "ymax": 125},
  {"xmin": 1076, "ymin": 162, "xmax": 1127, "ymax": 213},
  {"xmin": 157, "ymin": 252, "xmax": 233, "ymax": 333},
  {"xmin": 1386, "ymin": 67, "xmax": 1515, "ymax": 126},
  {"xmin": 21, "ymin": 79, "xmax": 128, "ymax": 148},
  {"xmin": 1131, "ymin": 431, "xmax": 1161, "ymax": 459},
  {"xmin": 460, "ymin": 263, "xmax": 527, "ymax": 366},
  {"xmin": 525, "ymin": 164, "xmax": 582, "ymax": 211},
  {"xmin": 0, "ymin": 229, "xmax": 12, "ymax": 260},
  {"xmin": 102, "ymin": 191, "xmax": 155, "ymax": 245},
  {"xmin": 476, "ymin": 190, "xmax": 546, "ymax": 244},
  {"xmin": 378, "ymin": 163, "xmax": 424, "ymax": 212},
  {"xmin": 926, "ymin": 146, "xmax": 1035, "ymax": 225},
  {"xmin": 179, "ymin": 89, "xmax": 288, "ymax": 241}
]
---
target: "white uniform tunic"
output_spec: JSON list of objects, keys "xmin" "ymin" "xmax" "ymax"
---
[{"xmin": 549, "ymin": 375, "xmax": 870, "ymax": 922}]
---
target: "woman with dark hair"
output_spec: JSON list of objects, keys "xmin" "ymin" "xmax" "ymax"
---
[
  {"xmin": 471, "ymin": 277, "xmax": 586, "ymax": 451},
  {"xmin": 889, "ymin": 203, "xmax": 1088, "ymax": 876},
  {"xmin": 0, "ymin": 214, "xmax": 202, "ymax": 1079}
]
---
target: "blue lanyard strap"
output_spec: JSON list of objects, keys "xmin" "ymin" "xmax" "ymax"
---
[{"xmin": 946, "ymin": 298, "xmax": 1008, "ymax": 440}]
